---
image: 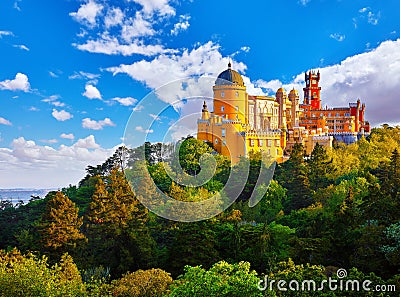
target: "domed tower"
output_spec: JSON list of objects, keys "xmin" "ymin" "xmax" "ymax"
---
[
  {"xmin": 288, "ymin": 88, "xmax": 300, "ymax": 128},
  {"xmin": 213, "ymin": 62, "xmax": 248, "ymax": 124}
]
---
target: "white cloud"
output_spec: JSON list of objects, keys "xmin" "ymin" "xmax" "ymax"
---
[
  {"xmin": 330, "ymin": 33, "xmax": 345, "ymax": 42},
  {"xmin": 107, "ymin": 42, "xmax": 247, "ymax": 108},
  {"xmin": 171, "ymin": 15, "xmax": 190, "ymax": 36},
  {"xmin": 0, "ymin": 117, "xmax": 12, "ymax": 126},
  {"xmin": 13, "ymin": 0, "xmax": 21, "ymax": 11},
  {"xmin": 104, "ymin": 7, "xmax": 124, "ymax": 28},
  {"xmin": 149, "ymin": 113, "xmax": 161, "ymax": 121},
  {"xmin": 40, "ymin": 139, "xmax": 58, "ymax": 144},
  {"xmin": 133, "ymin": 105, "xmax": 144, "ymax": 112},
  {"xmin": 241, "ymin": 46, "xmax": 251, "ymax": 53},
  {"xmin": 74, "ymin": 135, "xmax": 100, "ymax": 148},
  {"xmin": 69, "ymin": 0, "xmax": 103, "ymax": 27},
  {"xmin": 71, "ymin": 1, "xmax": 179, "ymax": 57},
  {"xmin": 52, "ymin": 109, "xmax": 73, "ymax": 121},
  {"xmin": 82, "ymin": 117, "xmax": 116, "ymax": 130},
  {"xmin": 241, "ymin": 75, "xmax": 269, "ymax": 96},
  {"xmin": 130, "ymin": 0, "xmax": 175, "ymax": 16},
  {"xmin": 254, "ymin": 79, "xmax": 284, "ymax": 94},
  {"xmin": 298, "ymin": 0, "xmax": 311, "ymax": 6},
  {"xmin": 121, "ymin": 12, "xmax": 155, "ymax": 42},
  {"xmin": 0, "ymin": 136, "xmax": 116, "ymax": 188},
  {"xmin": 83, "ymin": 84, "xmax": 102, "ymax": 99},
  {"xmin": 367, "ymin": 11, "xmax": 380, "ymax": 25},
  {"xmin": 49, "ymin": 71, "xmax": 58, "ymax": 78},
  {"xmin": 29, "ymin": 106, "xmax": 40, "ymax": 111},
  {"xmin": 43, "ymin": 95, "xmax": 60, "ymax": 102},
  {"xmin": 358, "ymin": 7, "xmax": 380, "ymax": 26},
  {"xmin": 68, "ymin": 71, "xmax": 101, "ymax": 83},
  {"xmin": 0, "ymin": 73, "xmax": 30, "ymax": 92},
  {"xmin": 52, "ymin": 101, "xmax": 65, "ymax": 107},
  {"xmin": 74, "ymin": 35, "xmax": 170, "ymax": 56},
  {"xmin": 112, "ymin": 96, "xmax": 138, "ymax": 106},
  {"xmin": 169, "ymin": 122, "xmax": 196, "ymax": 141},
  {"xmin": 135, "ymin": 126, "xmax": 154, "ymax": 133},
  {"xmin": 107, "ymin": 41, "xmax": 246, "ymax": 91},
  {"xmin": 60, "ymin": 133, "xmax": 75, "ymax": 140},
  {"xmin": 0, "ymin": 31, "xmax": 13, "ymax": 37},
  {"xmin": 42, "ymin": 95, "xmax": 65, "ymax": 107},
  {"xmin": 258, "ymin": 39, "xmax": 400, "ymax": 126},
  {"xmin": 13, "ymin": 44, "xmax": 29, "ymax": 51}
]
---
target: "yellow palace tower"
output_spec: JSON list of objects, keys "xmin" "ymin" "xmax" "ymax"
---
[{"xmin": 197, "ymin": 63, "xmax": 283, "ymax": 164}]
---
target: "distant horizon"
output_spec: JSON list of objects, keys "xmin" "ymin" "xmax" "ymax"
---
[
  {"xmin": 0, "ymin": 188, "xmax": 55, "ymax": 205},
  {"xmin": 0, "ymin": 187, "xmax": 58, "ymax": 190}
]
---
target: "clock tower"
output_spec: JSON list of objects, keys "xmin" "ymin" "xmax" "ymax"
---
[{"xmin": 303, "ymin": 70, "xmax": 321, "ymax": 110}]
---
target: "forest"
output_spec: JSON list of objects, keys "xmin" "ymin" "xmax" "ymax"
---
[{"xmin": 0, "ymin": 125, "xmax": 400, "ymax": 296}]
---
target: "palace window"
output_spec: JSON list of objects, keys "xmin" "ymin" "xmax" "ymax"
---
[
  {"xmin": 215, "ymin": 139, "xmax": 218, "ymax": 144},
  {"xmin": 221, "ymin": 128, "xmax": 226, "ymax": 137},
  {"xmin": 221, "ymin": 105, "xmax": 225, "ymax": 112},
  {"xmin": 235, "ymin": 91, "xmax": 239, "ymax": 97},
  {"xmin": 222, "ymin": 140, "xmax": 226, "ymax": 146},
  {"xmin": 250, "ymin": 139, "xmax": 255, "ymax": 147},
  {"xmin": 267, "ymin": 140, "xmax": 272, "ymax": 147},
  {"xmin": 235, "ymin": 106, "xmax": 239, "ymax": 111},
  {"xmin": 221, "ymin": 91, "xmax": 225, "ymax": 97},
  {"xmin": 259, "ymin": 139, "xmax": 263, "ymax": 146},
  {"xmin": 275, "ymin": 139, "xmax": 280, "ymax": 147}
]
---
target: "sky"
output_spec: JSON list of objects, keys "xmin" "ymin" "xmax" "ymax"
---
[{"xmin": 0, "ymin": 0, "xmax": 399, "ymax": 188}]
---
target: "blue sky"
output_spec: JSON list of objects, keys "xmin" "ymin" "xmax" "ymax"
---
[{"xmin": 0, "ymin": 0, "xmax": 399, "ymax": 188}]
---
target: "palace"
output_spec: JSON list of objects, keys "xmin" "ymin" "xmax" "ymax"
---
[{"xmin": 197, "ymin": 63, "xmax": 370, "ymax": 163}]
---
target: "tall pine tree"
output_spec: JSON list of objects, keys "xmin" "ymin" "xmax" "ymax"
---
[
  {"xmin": 85, "ymin": 168, "xmax": 154, "ymax": 276},
  {"xmin": 38, "ymin": 192, "xmax": 86, "ymax": 260},
  {"xmin": 280, "ymin": 143, "xmax": 312, "ymax": 212},
  {"xmin": 308, "ymin": 143, "xmax": 334, "ymax": 191}
]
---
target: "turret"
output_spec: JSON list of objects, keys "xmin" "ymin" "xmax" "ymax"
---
[
  {"xmin": 303, "ymin": 70, "xmax": 322, "ymax": 110},
  {"xmin": 201, "ymin": 100, "xmax": 210, "ymax": 120},
  {"xmin": 289, "ymin": 88, "xmax": 300, "ymax": 128},
  {"xmin": 276, "ymin": 87, "xmax": 287, "ymax": 130}
]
